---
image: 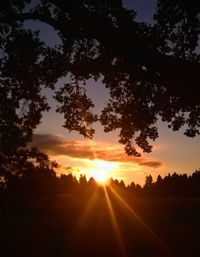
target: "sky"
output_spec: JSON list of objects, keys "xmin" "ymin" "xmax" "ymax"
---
[{"xmin": 29, "ymin": 0, "xmax": 200, "ymax": 185}]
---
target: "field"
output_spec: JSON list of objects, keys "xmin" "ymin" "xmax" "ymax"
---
[{"xmin": 1, "ymin": 188, "xmax": 200, "ymax": 257}]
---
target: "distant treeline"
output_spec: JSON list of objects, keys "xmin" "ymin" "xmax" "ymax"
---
[{"xmin": 1, "ymin": 165, "xmax": 200, "ymax": 201}]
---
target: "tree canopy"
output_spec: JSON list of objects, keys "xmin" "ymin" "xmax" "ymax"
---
[{"xmin": 1, "ymin": 0, "xmax": 200, "ymax": 157}]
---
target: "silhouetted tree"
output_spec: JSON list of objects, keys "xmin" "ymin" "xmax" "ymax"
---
[
  {"xmin": 119, "ymin": 180, "xmax": 125, "ymax": 189},
  {"xmin": 1, "ymin": 0, "xmax": 200, "ymax": 158},
  {"xmin": 144, "ymin": 175, "xmax": 153, "ymax": 188},
  {"xmin": 0, "ymin": 148, "xmax": 58, "ymax": 201},
  {"xmin": 156, "ymin": 175, "xmax": 162, "ymax": 184},
  {"xmin": 128, "ymin": 181, "xmax": 136, "ymax": 191},
  {"xmin": 60, "ymin": 173, "xmax": 78, "ymax": 193},
  {"xmin": 189, "ymin": 170, "xmax": 200, "ymax": 196},
  {"xmin": 79, "ymin": 174, "xmax": 87, "ymax": 187},
  {"xmin": 88, "ymin": 177, "xmax": 97, "ymax": 187}
]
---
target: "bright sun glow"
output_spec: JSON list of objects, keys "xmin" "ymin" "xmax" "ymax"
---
[{"xmin": 85, "ymin": 159, "xmax": 119, "ymax": 184}]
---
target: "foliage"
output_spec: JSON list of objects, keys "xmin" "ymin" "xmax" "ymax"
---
[
  {"xmin": 0, "ymin": 148, "xmax": 58, "ymax": 198},
  {"xmin": 1, "ymin": 0, "xmax": 200, "ymax": 157}
]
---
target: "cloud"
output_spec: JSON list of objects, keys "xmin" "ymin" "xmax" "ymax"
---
[
  {"xmin": 31, "ymin": 134, "xmax": 96, "ymax": 159},
  {"xmin": 63, "ymin": 166, "xmax": 73, "ymax": 171},
  {"xmin": 139, "ymin": 161, "xmax": 162, "ymax": 168},
  {"xmin": 31, "ymin": 133, "xmax": 163, "ymax": 169}
]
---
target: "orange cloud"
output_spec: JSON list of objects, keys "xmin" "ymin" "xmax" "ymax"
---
[{"xmin": 31, "ymin": 133, "xmax": 163, "ymax": 169}]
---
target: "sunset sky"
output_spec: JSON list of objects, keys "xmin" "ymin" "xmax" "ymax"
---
[{"xmin": 30, "ymin": 0, "xmax": 200, "ymax": 185}]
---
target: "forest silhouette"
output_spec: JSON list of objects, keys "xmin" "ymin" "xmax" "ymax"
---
[{"xmin": 1, "ymin": 159, "xmax": 200, "ymax": 257}]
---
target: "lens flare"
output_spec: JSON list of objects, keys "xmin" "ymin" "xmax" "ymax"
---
[{"xmin": 85, "ymin": 159, "xmax": 119, "ymax": 183}]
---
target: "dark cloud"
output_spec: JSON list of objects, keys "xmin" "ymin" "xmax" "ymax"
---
[
  {"xmin": 63, "ymin": 166, "xmax": 73, "ymax": 171},
  {"xmin": 31, "ymin": 133, "xmax": 163, "ymax": 169},
  {"xmin": 31, "ymin": 134, "xmax": 96, "ymax": 159},
  {"xmin": 139, "ymin": 161, "xmax": 162, "ymax": 168}
]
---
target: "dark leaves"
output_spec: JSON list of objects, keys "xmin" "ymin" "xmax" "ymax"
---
[
  {"xmin": 55, "ymin": 78, "xmax": 97, "ymax": 138},
  {"xmin": 1, "ymin": 0, "xmax": 200, "ymax": 157}
]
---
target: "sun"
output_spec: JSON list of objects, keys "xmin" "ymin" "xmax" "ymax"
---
[{"xmin": 86, "ymin": 159, "xmax": 119, "ymax": 184}]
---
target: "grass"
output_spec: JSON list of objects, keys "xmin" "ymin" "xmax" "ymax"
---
[{"xmin": 1, "ymin": 189, "xmax": 200, "ymax": 257}]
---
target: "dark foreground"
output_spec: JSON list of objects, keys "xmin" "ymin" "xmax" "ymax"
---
[{"xmin": 1, "ymin": 187, "xmax": 200, "ymax": 257}]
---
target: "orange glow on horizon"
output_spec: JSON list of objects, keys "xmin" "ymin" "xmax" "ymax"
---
[{"xmin": 83, "ymin": 159, "xmax": 120, "ymax": 184}]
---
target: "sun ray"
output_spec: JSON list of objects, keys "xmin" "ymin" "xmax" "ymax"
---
[
  {"xmin": 103, "ymin": 186, "xmax": 127, "ymax": 257},
  {"xmin": 70, "ymin": 189, "xmax": 98, "ymax": 239},
  {"xmin": 108, "ymin": 185, "xmax": 172, "ymax": 255}
]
